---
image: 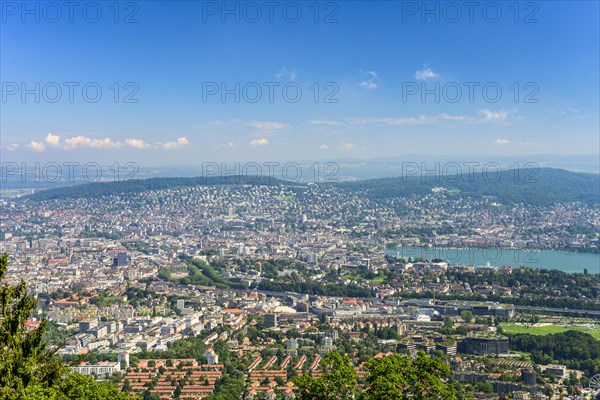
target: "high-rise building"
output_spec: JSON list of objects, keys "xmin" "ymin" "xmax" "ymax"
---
[
  {"xmin": 113, "ymin": 252, "xmax": 128, "ymax": 267},
  {"xmin": 118, "ymin": 351, "xmax": 130, "ymax": 368},
  {"xmin": 457, "ymin": 337, "xmax": 509, "ymax": 356},
  {"xmin": 264, "ymin": 313, "xmax": 278, "ymax": 328}
]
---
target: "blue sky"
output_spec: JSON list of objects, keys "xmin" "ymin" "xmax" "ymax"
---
[{"xmin": 1, "ymin": 0, "xmax": 598, "ymax": 165}]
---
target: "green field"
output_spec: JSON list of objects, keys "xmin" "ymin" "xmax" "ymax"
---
[
  {"xmin": 500, "ymin": 323, "xmax": 600, "ymax": 339},
  {"xmin": 369, "ymin": 276, "xmax": 387, "ymax": 284}
]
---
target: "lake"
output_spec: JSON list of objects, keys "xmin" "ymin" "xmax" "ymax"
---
[{"xmin": 384, "ymin": 246, "xmax": 600, "ymax": 274}]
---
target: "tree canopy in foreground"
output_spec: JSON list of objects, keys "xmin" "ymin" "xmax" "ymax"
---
[
  {"xmin": 0, "ymin": 253, "xmax": 136, "ymax": 400},
  {"xmin": 293, "ymin": 351, "xmax": 469, "ymax": 400}
]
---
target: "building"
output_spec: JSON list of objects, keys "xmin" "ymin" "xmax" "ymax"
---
[
  {"xmin": 436, "ymin": 343, "xmax": 457, "ymax": 355},
  {"xmin": 457, "ymin": 336, "xmax": 509, "ymax": 356},
  {"xmin": 397, "ymin": 342, "xmax": 416, "ymax": 355},
  {"xmin": 113, "ymin": 252, "xmax": 128, "ymax": 267},
  {"xmin": 264, "ymin": 313, "xmax": 278, "ymax": 328},
  {"xmin": 521, "ymin": 369, "xmax": 537, "ymax": 385},
  {"xmin": 545, "ymin": 365, "xmax": 566, "ymax": 378},
  {"xmin": 71, "ymin": 361, "xmax": 120, "ymax": 377},
  {"xmin": 79, "ymin": 318, "xmax": 98, "ymax": 333},
  {"xmin": 118, "ymin": 351, "xmax": 130, "ymax": 368},
  {"xmin": 204, "ymin": 348, "xmax": 219, "ymax": 365}
]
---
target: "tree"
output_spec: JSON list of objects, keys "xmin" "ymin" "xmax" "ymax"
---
[
  {"xmin": 0, "ymin": 253, "xmax": 137, "ymax": 400},
  {"xmin": 122, "ymin": 379, "xmax": 132, "ymax": 393},
  {"xmin": 460, "ymin": 310, "xmax": 474, "ymax": 323},
  {"xmin": 294, "ymin": 352, "xmax": 358, "ymax": 400},
  {"xmin": 293, "ymin": 350, "xmax": 468, "ymax": 400},
  {"xmin": 24, "ymin": 373, "xmax": 136, "ymax": 399},
  {"xmin": 173, "ymin": 384, "xmax": 182, "ymax": 398},
  {"xmin": 362, "ymin": 352, "xmax": 461, "ymax": 400},
  {"xmin": 0, "ymin": 253, "xmax": 65, "ymax": 398}
]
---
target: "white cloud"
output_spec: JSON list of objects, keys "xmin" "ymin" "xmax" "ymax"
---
[
  {"xmin": 439, "ymin": 113, "xmax": 468, "ymax": 122},
  {"xmin": 23, "ymin": 134, "xmax": 191, "ymax": 152},
  {"xmin": 161, "ymin": 137, "xmax": 190, "ymax": 150},
  {"xmin": 359, "ymin": 81, "xmax": 377, "ymax": 90},
  {"xmin": 338, "ymin": 142, "xmax": 356, "ymax": 151},
  {"xmin": 248, "ymin": 121, "xmax": 288, "ymax": 131},
  {"xmin": 359, "ymin": 70, "xmax": 378, "ymax": 90},
  {"xmin": 125, "ymin": 139, "xmax": 149, "ymax": 149},
  {"xmin": 247, "ymin": 121, "xmax": 289, "ymax": 137},
  {"xmin": 479, "ymin": 109, "xmax": 508, "ymax": 123},
  {"xmin": 559, "ymin": 107, "xmax": 579, "ymax": 116},
  {"xmin": 63, "ymin": 136, "xmax": 122, "ymax": 149},
  {"xmin": 345, "ymin": 116, "xmax": 434, "ymax": 126},
  {"xmin": 319, "ymin": 144, "xmax": 329, "ymax": 150},
  {"xmin": 495, "ymin": 138, "xmax": 511, "ymax": 145},
  {"xmin": 380, "ymin": 116, "xmax": 431, "ymax": 126},
  {"xmin": 207, "ymin": 120, "xmax": 226, "ymax": 126},
  {"xmin": 28, "ymin": 141, "xmax": 46, "ymax": 152},
  {"xmin": 162, "ymin": 142, "xmax": 178, "ymax": 150},
  {"xmin": 45, "ymin": 133, "xmax": 61, "ymax": 147},
  {"xmin": 250, "ymin": 138, "xmax": 269, "ymax": 146},
  {"xmin": 415, "ymin": 66, "xmax": 439, "ymax": 80},
  {"xmin": 309, "ymin": 120, "xmax": 341, "ymax": 126},
  {"xmin": 306, "ymin": 110, "xmax": 513, "ymax": 129},
  {"xmin": 275, "ymin": 68, "xmax": 298, "ymax": 81},
  {"xmin": 7, "ymin": 143, "xmax": 20, "ymax": 151},
  {"xmin": 219, "ymin": 141, "xmax": 240, "ymax": 149}
]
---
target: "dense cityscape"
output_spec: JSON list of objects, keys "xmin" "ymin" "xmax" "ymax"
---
[{"xmin": 1, "ymin": 176, "xmax": 599, "ymax": 399}]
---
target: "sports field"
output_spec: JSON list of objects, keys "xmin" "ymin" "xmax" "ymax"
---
[{"xmin": 500, "ymin": 323, "xmax": 600, "ymax": 339}]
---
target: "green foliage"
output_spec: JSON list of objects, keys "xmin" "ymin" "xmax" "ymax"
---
[
  {"xmin": 26, "ymin": 176, "xmax": 289, "ymax": 201},
  {"xmin": 509, "ymin": 330, "xmax": 600, "ymax": 376},
  {"xmin": 460, "ymin": 310, "xmax": 474, "ymax": 323},
  {"xmin": 0, "ymin": 253, "xmax": 137, "ymax": 400},
  {"xmin": 337, "ymin": 168, "xmax": 600, "ymax": 206},
  {"xmin": 362, "ymin": 352, "xmax": 460, "ymax": 400},
  {"xmin": 22, "ymin": 373, "xmax": 134, "ymax": 400},
  {"xmin": 294, "ymin": 351, "xmax": 467, "ymax": 400},
  {"xmin": 204, "ymin": 342, "xmax": 245, "ymax": 400},
  {"xmin": 294, "ymin": 352, "xmax": 358, "ymax": 400},
  {"xmin": 136, "ymin": 336, "xmax": 207, "ymax": 363},
  {"xmin": 0, "ymin": 253, "xmax": 66, "ymax": 398}
]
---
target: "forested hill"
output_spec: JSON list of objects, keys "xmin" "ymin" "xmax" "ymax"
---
[
  {"xmin": 335, "ymin": 167, "xmax": 600, "ymax": 206},
  {"xmin": 25, "ymin": 175, "xmax": 289, "ymax": 201},
  {"xmin": 23, "ymin": 168, "xmax": 599, "ymax": 206}
]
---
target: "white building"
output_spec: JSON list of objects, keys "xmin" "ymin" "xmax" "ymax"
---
[
  {"xmin": 71, "ymin": 361, "xmax": 120, "ymax": 377},
  {"xmin": 204, "ymin": 348, "xmax": 219, "ymax": 365}
]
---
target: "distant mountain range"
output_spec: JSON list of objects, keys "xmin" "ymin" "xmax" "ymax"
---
[
  {"xmin": 22, "ymin": 167, "xmax": 599, "ymax": 206},
  {"xmin": 2, "ymin": 154, "xmax": 599, "ymax": 190},
  {"xmin": 23, "ymin": 176, "xmax": 288, "ymax": 201},
  {"xmin": 335, "ymin": 167, "xmax": 600, "ymax": 206}
]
